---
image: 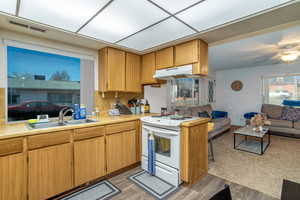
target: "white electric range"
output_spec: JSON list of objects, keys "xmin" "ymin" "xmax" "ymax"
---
[{"xmin": 140, "ymin": 115, "xmax": 198, "ymax": 186}]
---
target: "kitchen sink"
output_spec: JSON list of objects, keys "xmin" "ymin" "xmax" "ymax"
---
[{"xmin": 27, "ymin": 119, "xmax": 98, "ymax": 129}]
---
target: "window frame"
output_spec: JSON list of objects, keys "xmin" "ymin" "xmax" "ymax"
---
[{"xmin": 1, "ymin": 39, "xmax": 96, "ymax": 123}]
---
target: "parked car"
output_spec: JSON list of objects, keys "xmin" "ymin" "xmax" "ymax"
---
[
  {"xmin": 8, "ymin": 100, "xmax": 71, "ymax": 120},
  {"xmin": 269, "ymin": 90, "xmax": 291, "ymax": 98}
]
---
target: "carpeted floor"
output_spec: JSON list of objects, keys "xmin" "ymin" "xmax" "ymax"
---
[{"xmin": 208, "ymin": 129, "xmax": 300, "ymax": 199}]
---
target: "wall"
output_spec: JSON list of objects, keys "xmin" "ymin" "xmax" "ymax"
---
[{"xmin": 215, "ymin": 61, "xmax": 300, "ymax": 126}]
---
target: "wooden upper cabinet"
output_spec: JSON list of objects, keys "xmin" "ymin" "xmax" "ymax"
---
[
  {"xmin": 125, "ymin": 53, "xmax": 141, "ymax": 92},
  {"xmin": 155, "ymin": 47, "xmax": 174, "ymax": 70},
  {"xmin": 141, "ymin": 52, "xmax": 157, "ymax": 84},
  {"xmin": 193, "ymin": 40, "xmax": 208, "ymax": 75},
  {"xmin": 175, "ymin": 40, "xmax": 199, "ymax": 66},
  {"xmin": 99, "ymin": 47, "xmax": 126, "ymax": 92},
  {"xmin": 175, "ymin": 39, "xmax": 208, "ymax": 75}
]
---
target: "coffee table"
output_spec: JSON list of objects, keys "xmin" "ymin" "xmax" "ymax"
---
[{"xmin": 233, "ymin": 126, "xmax": 270, "ymax": 155}]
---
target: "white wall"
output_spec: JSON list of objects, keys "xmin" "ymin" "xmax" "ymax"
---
[
  {"xmin": 215, "ymin": 61, "xmax": 300, "ymax": 125},
  {"xmin": 144, "ymin": 84, "xmax": 167, "ymax": 113}
]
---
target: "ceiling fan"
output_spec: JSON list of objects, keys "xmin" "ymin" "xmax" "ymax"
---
[{"xmin": 271, "ymin": 42, "xmax": 300, "ymax": 63}]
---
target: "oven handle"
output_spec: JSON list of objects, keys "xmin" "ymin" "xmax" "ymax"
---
[{"xmin": 143, "ymin": 125, "xmax": 179, "ymax": 136}]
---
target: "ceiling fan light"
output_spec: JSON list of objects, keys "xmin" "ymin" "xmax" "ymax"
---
[{"xmin": 280, "ymin": 53, "xmax": 299, "ymax": 62}]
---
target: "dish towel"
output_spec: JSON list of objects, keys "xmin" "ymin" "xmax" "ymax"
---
[{"xmin": 148, "ymin": 133, "xmax": 156, "ymax": 175}]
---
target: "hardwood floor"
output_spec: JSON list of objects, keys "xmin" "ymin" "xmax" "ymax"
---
[{"xmin": 109, "ymin": 167, "xmax": 277, "ymax": 200}]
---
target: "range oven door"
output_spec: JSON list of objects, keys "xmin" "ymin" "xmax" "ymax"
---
[{"xmin": 142, "ymin": 125, "xmax": 180, "ymax": 169}]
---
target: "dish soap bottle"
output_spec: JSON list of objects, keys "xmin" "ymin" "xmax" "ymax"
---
[
  {"xmin": 74, "ymin": 104, "xmax": 80, "ymax": 120},
  {"xmin": 80, "ymin": 104, "xmax": 86, "ymax": 119}
]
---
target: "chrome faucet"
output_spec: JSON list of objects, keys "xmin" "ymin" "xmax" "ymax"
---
[{"xmin": 58, "ymin": 107, "xmax": 74, "ymax": 125}]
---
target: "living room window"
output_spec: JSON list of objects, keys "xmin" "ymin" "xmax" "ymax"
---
[
  {"xmin": 6, "ymin": 43, "xmax": 95, "ymax": 122},
  {"xmin": 263, "ymin": 75, "xmax": 300, "ymax": 105}
]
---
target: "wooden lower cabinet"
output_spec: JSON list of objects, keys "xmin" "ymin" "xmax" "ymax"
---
[
  {"xmin": 28, "ymin": 143, "xmax": 73, "ymax": 200},
  {"xmin": 0, "ymin": 153, "xmax": 25, "ymax": 200},
  {"xmin": 122, "ymin": 130, "xmax": 137, "ymax": 166},
  {"xmin": 74, "ymin": 136, "xmax": 106, "ymax": 186},
  {"xmin": 106, "ymin": 133, "xmax": 123, "ymax": 173},
  {"xmin": 106, "ymin": 130, "xmax": 137, "ymax": 173}
]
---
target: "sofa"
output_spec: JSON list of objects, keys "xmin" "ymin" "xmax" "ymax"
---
[
  {"xmin": 178, "ymin": 104, "xmax": 231, "ymax": 139},
  {"xmin": 259, "ymin": 104, "xmax": 300, "ymax": 138}
]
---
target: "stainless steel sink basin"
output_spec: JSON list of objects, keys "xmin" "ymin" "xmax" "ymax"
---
[{"xmin": 27, "ymin": 119, "xmax": 98, "ymax": 129}]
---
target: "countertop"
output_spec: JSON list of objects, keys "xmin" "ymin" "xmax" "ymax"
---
[
  {"xmin": 0, "ymin": 114, "xmax": 211, "ymax": 140},
  {"xmin": 0, "ymin": 114, "xmax": 152, "ymax": 140}
]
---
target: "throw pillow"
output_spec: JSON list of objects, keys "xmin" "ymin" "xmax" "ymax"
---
[
  {"xmin": 281, "ymin": 106, "xmax": 300, "ymax": 121},
  {"xmin": 198, "ymin": 111, "xmax": 211, "ymax": 118}
]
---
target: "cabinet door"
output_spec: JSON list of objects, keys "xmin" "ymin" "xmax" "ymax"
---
[
  {"xmin": 141, "ymin": 52, "xmax": 157, "ymax": 84},
  {"xmin": 156, "ymin": 47, "xmax": 174, "ymax": 70},
  {"xmin": 175, "ymin": 40, "xmax": 199, "ymax": 66},
  {"xmin": 122, "ymin": 130, "xmax": 136, "ymax": 167},
  {"xmin": 107, "ymin": 48, "xmax": 126, "ymax": 91},
  {"xmin": 126, "ymin": 53, "xmax": 141, "ymax": 92},
  {"xmin": 192, "ymin": 40, "xmax": 208, "ymax": 75},
  {"xmin": 0, "ymin": 153, "xmax": 25, "ymax": 200},
  {"xmin": 74, "ymin": 136, "xmax": 106, "ymax": 186},
  {"xmin": 28, "ymin": 143, "xmax": 73, "ymax": 200},
  {"xmin": 106, "ymin": 133, "xmax": 123, "ymax": 173}
]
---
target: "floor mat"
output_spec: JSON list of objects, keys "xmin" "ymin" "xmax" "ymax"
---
[
  {"xmin": 61, "ymin": 180, "xmax": 120, "ymax": 200},
  {"xmin": 128, "ymin": 170, "xmax": 179, "ymax": 200}
]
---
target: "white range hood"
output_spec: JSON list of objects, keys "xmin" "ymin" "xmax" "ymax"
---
[{"xmin": 153, "ymin": 65, "xmax": 193, "ymax": 80}]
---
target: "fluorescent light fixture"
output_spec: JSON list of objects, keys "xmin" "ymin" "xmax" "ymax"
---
[
  {"xmin": 150, "ymin": 0, "xmax": 202, "ymax": 14},
  {"xmin": 79, "ymin": 0, "xmax": 169, "ymax": 43},
  {"xmin": 117, "ymin": 17, "xmax": 196, "ymax": 51},
  {"xmin": 0, "ymin": 0, "xmax": 17, "ymax": 15},
  {"xmin": 177, "ymin": 0, "xmax": 292, "ymax": 32},
  {"xmin": 19, "ymin": 0, "xmax": 111, "ymax": 32},
  {"xmin": 280, "ymin": 52, "xmax": 299, "ymax": 63}
]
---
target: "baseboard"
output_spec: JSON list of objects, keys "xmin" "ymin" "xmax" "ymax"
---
[{"xmin": 269, "ymin": 131, "xmax": 300, "ymax": 139}]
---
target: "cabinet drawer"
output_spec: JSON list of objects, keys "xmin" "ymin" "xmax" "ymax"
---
[
  {"xmin": 0, "ymin": 137, "xmax": 23, "ymax": 156},
  {"xmin": 106, "ymin": 121, "xmax": 136, "ymax": 135},
  {"xmin": 28, "ymin": 130, "xmax": 71, "ymax": 150},
  {"xmin": 74, "ymin": 126, "xmax": 105, "ymax": 141}
]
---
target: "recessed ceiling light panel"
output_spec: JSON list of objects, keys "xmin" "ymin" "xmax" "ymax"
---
[
  {"xmin": 79, "ymin": 0, "xmax": 169, "ymax": 43},
  {"xmin": 150, "ymin": 0, "xmax": 202, "ymax": 14},
  {"xmin": 117, "ymin": 17, "xmax": 196, "ymax": 51},
  {"xmin": 177, "ymin": 0, "xmax": 293, "ymax": 32},
  {"xmin": 0, "ymin": 0, "xmax": 17, "ymax": 15},
  {"xmin": 19, "ymin": 0, "xmax": 111, "ymax": 32}
]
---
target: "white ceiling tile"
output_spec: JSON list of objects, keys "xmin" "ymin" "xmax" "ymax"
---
[
  {"xmin": 0, "ymin": 0, "xmax": 17, "ymax": 15},
  {"xmin": 150, "ymin": 0, "xmax": 202, "ymax": 14},
  {"xmin": 117, "ymin": 17, "xmax": 196, "ymax": 51},
  {"xmin": 177, "ymin": 0, "xmax": 293, "ymax": 32},
  {"xmin": 19, "ymin": 0, "xmax": 111, "ymax": 32},
  {"xmin": 79, "ymin": 0, "xmax": 169, "ymax": 43}
]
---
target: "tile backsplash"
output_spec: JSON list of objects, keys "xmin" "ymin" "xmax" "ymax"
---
[{"xmin": 94, "ymin": 91, "xmax": 143, "ymax": 116}]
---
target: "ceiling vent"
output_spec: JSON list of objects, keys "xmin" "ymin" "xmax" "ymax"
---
[{"xmin": 9, "ymin": 20, "xmax": 46, "ymax": 33}]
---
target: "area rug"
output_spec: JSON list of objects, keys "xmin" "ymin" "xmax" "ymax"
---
[
  {"xmin": 128, "ymin": 170, "xmax": 179, "ymax": 199},
  {"xmin": 61, "ymin": 180, "xmax": 120, "ymax": 200},
  {"xmin": 208, "ymin": 131, "xmax": 300, "ymax": 199}
]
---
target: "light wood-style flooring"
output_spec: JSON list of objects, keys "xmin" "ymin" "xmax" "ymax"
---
[{"xmin": 109, "ymin": 167, "xmax": 277, "ymax": 200}]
